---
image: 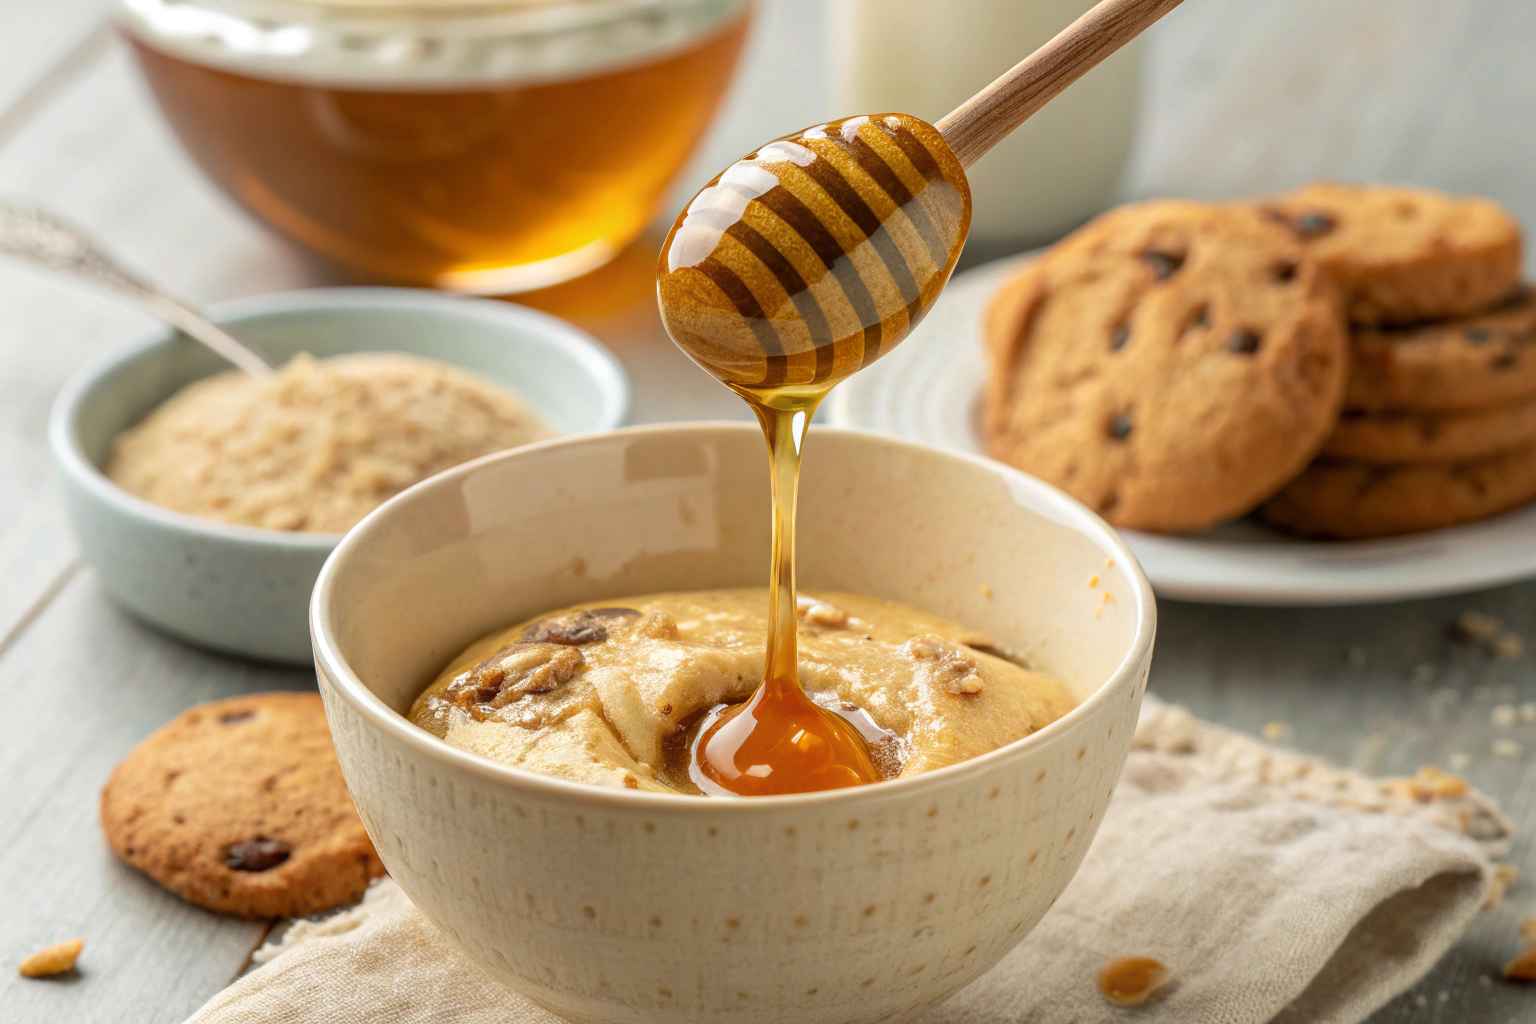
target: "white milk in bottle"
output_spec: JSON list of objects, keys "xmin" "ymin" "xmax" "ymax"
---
[{"xmin": 830, "ymin": 0, "xmax": 1144, "ymax": 247}]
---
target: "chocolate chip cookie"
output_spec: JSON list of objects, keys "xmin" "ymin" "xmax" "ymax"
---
[
  {"xmin": 1347, "ymin": 288, "xmax": 1536, "ymax": 411},
  {"xmin": 982, "ymin": 201, "xmax": 1349, "ymax": 532},
  {"xmin": 1263, "ymin": 445, "xmax": 1536, "ymax": 539},
  {"xmin": 100, "ymin": 692, "xmax": 383, "ymax": 919},
  {"xmin": 1324, "ymin": 394, "xmax": 1536, "ymax": 463},
  {"xmin": 1259, "ymin": 184, "xmax": 1522, "ymax": 325}
]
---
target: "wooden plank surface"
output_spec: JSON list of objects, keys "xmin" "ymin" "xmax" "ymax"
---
[
  {"xmin": 0, "ymin": 2, "xmax": 110, "ymax": 138},
  {"xmin": 1, "ymin": 3, "xmax": 1534, "ymax": 1023}
]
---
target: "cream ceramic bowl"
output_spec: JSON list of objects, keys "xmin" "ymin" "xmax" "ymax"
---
[{"xmin": 311, "ymin": 424, "xmax": 1156, "ymax": 1024}]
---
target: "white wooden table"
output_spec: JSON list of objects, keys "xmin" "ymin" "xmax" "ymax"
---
[{"xmin": 2, "ymin": 2, "xmax": 1534, "ymax": 1021}]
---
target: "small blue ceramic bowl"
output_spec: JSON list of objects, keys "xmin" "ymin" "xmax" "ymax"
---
[{"xmin": 49, "ymin": 287, "xmax": 628, "ymax": 664}]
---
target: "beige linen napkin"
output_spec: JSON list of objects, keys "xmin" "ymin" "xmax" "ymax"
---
[{"xmin": 187, "ymin": 699, "xmax": 1511, "ymax": 1024}]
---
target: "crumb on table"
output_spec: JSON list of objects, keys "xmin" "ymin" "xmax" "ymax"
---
[
  {"xmin": 1410, "ymin": 765, "xmax": 1470, "ymax": 802},
  {"xmin": 1485, "ymin": 865, "xmax": 1520, "ymax": 911},
  {"xmin": 1097, "ymin": 955, "xmax": 1170, "ymax": 1007},
  {"xmin": 1451, "ymin": 611, "xmax": 1526, "ymax": 659},
  {"xmin": 18, "ymin": 938, "xmax": 83, "ymax": 978},
  {"xmin": 1505, "ymin": 946, "xmax": 1536, "ymax": 983}
]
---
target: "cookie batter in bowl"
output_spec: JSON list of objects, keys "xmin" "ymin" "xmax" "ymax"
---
[{"xmin": 409, "ymin": 589, "xmax": 1076, "ymax": 794}]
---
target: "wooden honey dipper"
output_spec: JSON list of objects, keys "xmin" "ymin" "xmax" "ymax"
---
[
  {"xmin": 659, "ymin": 0, "xmax": 1184, "ymax": 396},
  {"xmin": 659, "ymin": 0, "xmax": 1184, "ymax": 798}
]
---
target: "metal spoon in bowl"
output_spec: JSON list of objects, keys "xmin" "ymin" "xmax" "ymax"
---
[{"xmin": 0, "ymin": 200, "xmax": 274, "ymax": 378}]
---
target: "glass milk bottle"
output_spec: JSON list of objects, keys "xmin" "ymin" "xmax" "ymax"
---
[{"xmin": 830, "ymin": 0, "xmax": 1144, "ymax": 247}]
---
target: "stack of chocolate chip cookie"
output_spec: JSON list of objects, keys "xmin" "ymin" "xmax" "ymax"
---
[{"xmin": 982, "ymin": 184, "xmax": 1536, "ymax": 538}]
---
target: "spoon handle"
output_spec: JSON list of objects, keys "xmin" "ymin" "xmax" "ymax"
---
[
  {"xmin": 936, "ymin": 0, "xmax": 1185, "ymax": 168},
  {"xmin": 0, "ymin": 201, "xmax": 274, "ymax": 378}
]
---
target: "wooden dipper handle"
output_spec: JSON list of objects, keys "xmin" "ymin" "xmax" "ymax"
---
[{"xmin": 937, "ymin": 0, "xmax": 1186, "ymax": 168}]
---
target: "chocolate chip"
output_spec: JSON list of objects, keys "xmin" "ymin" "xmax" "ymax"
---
[
  {"xmin": 1292, "ymin": 211, "xmax": 1336, "ymax": 239},
  {"xmin": 1109, "ymin": 325, "xmax": 1130, "ymax": 351},
  {"xmin": 587, "ymin": 607, "xmax": 642, "ymax": 620},
  {"xmin": 224, "ymin": 837, "xmax": 291, "ymax": 872},
  {"xmin": 1450, "ymin": 465, "xmax": 1490, "ymax": 497},
  {"xmin": 1227, "ymin": 329, "xmax": 1262, "ymax": 355},
  {"xmin": 1140, "ymin": 250, "xmax": 1184, "ymax": 280},
  {"xmin": 1270, "ymin": 261, "xmax": 1298, "ymax": 283},
  {"xmin": 1190, "ymin": 305, "xmax": 1210, "ymax": 329},
  {"xmin": 219, "ymin": 710, "xmax": 255, "ymax": 724},
  {"xmin": 1107, "ymin": 413, "xmax": 1133, "ymax": 441},
  {"xmin": 522, "ymin": 611, "xmax": 608, "ymax": 645},
  {"xmin": 1492, "ymin": 350, "xmax": 1520, "ymax": 372},
  {"xmin": 1464, "ymin": 327, "xmax": 1493, "ymax": 344},
  {"xmin": 1354, "ymin": 467, "xmax": 1395, "ymax": 497}
]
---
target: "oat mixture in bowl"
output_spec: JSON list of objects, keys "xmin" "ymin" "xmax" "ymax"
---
[
  {"xmin": 109, "ymin": 352, "xmax": 550, "ymax": 534},
  {"xmin": 51, "ymin": 287, "xmax": 627, "ymax": 662}
]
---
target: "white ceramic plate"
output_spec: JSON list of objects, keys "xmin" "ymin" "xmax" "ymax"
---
[{"xmin": 826, "ymin": 254, "xmax": 1536, "ymax": 605}]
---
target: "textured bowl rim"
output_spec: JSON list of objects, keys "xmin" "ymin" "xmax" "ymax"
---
[
  {"xmin": 47, "ymin": 286, "xmax": 630, "ymax": 553},
  {"xmin": 311, "ymin": 421, "xmax": 1158, "ymax": 812}
]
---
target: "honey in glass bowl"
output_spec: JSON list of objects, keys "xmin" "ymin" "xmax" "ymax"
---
[{"xmin": 118, "ymin": 0, "xmax": 752, "ymax": 293}]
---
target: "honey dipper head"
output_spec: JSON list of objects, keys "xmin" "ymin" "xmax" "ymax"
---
[{"xmin": 658, "ymin": 113, "xmax": 971, "ymax": 395}]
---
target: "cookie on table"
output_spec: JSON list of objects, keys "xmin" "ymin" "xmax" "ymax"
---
[
  {"xmin": 100, "ymin": 692, "xmax": 383, "ymax": 919},
  {"xmin": 1263, "ymin": 444, "xmax": 1536, "ymax": 539},
  {"xmin": 1258, "ymin": 183, "xmax": 1522, "ymax": 326},
  {"xmin": 982, "ymin": 200, "xmax": 1349, "ymax": 533},
  {"xmin": 1324, "ymin": 394, "xmax": 1536, "ymax": 463},
  {"xmin": 1347, "ymin": 288, "xmax": 1536, "ymax": 412}
]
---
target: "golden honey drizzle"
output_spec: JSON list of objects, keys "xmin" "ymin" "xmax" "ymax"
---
[{"xmin": 658, "ymin": 113, "xmax": 971, "ymax": 795}]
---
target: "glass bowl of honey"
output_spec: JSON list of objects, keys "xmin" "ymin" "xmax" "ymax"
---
[{"xmin": 117, "ymin": 0, "xmax": 752, "ymax": 293}]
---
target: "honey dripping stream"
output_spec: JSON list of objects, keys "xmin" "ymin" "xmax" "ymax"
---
[
  {"xmin": 657, "ymin": 113, "xmax": 972, "ymax": 796},
  {"xmin": 688, "ymin": 394, "xmax": 882, "ymax": 796}
]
